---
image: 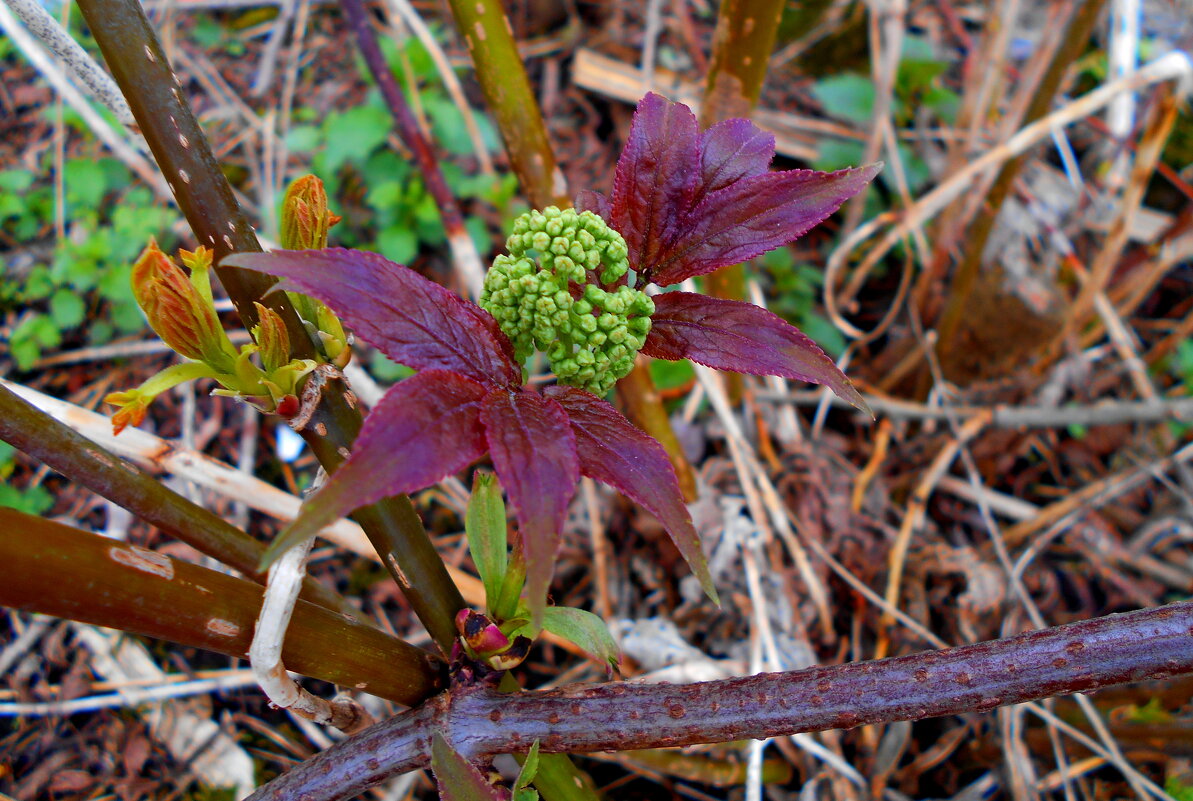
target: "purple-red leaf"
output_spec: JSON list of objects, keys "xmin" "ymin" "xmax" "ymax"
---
[
  {"xmin": 224, "ymin": 249, "xmax": 519, "ymax": 387},
  {"xmin": 648, "ymin": 165, "xmax": 882, "ymax": 286},
  {"xmin": 258, "ymin": 370, "xmax": 490, "ymax": 568},
  {"xmin": 605, "ymin": 94, "xmax": 880, "ymax": 286},
  {"xmin": 574, "ymin": 189, "xmax": 611, "ymax": 221},
  {"xmin": 696, "ymin": 117, "xmax": 775, "ymax": 199},
  {"xmin": 642, "ymin": 293, "xmax": 870, "ymax": 415},
  {"xmin": 479, "ymin": 388, "xmax": 579, "ymax": 626},
  {"xmin": 544, "ymin": 385, "xmax": 718, "ymax": 604},
  {"xmin": 609, "ymin": 92, "xmax": 701, "ymax": 279}
]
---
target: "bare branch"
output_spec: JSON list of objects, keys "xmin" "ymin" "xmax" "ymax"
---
[{"xmin": 250, "ymin": 602, "xmax": 1193, "ymax": 801}]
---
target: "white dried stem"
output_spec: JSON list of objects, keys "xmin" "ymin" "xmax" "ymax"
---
[
  {"xmin": 446, "ymin": 229, "xmax": 486, "ymax": 302},
  {"xmin": 250, "ymin": 536, "xmax": 373, "ymax": 733},
  {"xmin": 1106, "ymin": 0, "xmax": 1141, "ymax": 186},
  {"xmin": 2, "ymin": 0, "xmax": 133, "ymax": 123},
  {"xmin": 0, "ymin": 0, "xmax": 167, "ymax": 197},
  {"xmin": 686, "ymin": 353, "xmax": 834, "ymax": 639},
  {"xmin": 827, "ymin": 50, "xmax": 1193, "ymax": 321},
  {"xmin": 0, "ymin": 670, "xmax": 258, "ymax": 716},
  {"xmin": 72, "ymin": 625, "xmax": 255, "ymax": 796}
]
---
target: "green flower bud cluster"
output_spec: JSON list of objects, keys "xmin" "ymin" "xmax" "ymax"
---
[{"xmin": 481, "ymin": 206, "xmax": 654, "ymax": 396}]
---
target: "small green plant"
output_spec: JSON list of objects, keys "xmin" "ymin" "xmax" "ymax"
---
[
  {"xmin": 455, "ymin": 472, "xmax": 618, "ymax": 672},
  {"xmin": 1, "ymin": 159, "xmax": 177, "ymax": 369},
  {"xmin": 1166, "ymin": 777, "xmax": 1193, "ymax": 801},
  {"xmin": 758, "ymin": 245, "xmax": 848, "ymax": 357},
  {"xmin": 810, "ymin": 35, "xmax": 957, "ymax": 195},
  {"xmin": 0, "ymin": 441, "xmax": 53, "ymax": 514},
  {"xmin": 1164, "ymin": 339, "xmax": 1193, "ymax": 437},
  {"xmin": 283, "ymin": 33, "xmax": 515, "ymax": 265}
]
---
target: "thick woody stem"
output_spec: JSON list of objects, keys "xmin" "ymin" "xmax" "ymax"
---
[
  {"xmin": 931, "ymin": 0, "xmax": 1106, "ymax": 379},
  {"xmin": 250, "ymin": 602, "xmax": 1193, "ymax": 801},
  {"xmin": 0, "ymin": 509, "xmax": 446, "ymax": 706},
  {"xmin": 0, "ymin": 382, "xmax": 358, "ymax": 620},
  {"xmin": 442, "ymin": 0, "xmax": 566, "ymax": 209},
  {"xmin": 701, "ymin": 0, "xmax": 786, "ymax": 120},
  {"xmin": 72, "ymin": 0, "xmax": 296, "ymax": 340}
]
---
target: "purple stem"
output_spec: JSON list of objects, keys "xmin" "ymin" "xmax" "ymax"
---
[
  {"xmin": 250, "ymin": 601, "xmax": 1193, "ymax": 801},
  {"xmin": 338, "ymin": 0, "xmax": 468, "ymax": 238}
]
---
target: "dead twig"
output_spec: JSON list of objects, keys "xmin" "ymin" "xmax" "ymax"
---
[
  {"xmin": 756, "ymin": 390, "xmax": 1193, "ymax": 428},
  {"xmin": 250, "ymin": 536, "xmax": 374, "ymax": 732},
  {"xmin": 826, "ymin": 51, "xmax": 1192, "ymax": 321}
]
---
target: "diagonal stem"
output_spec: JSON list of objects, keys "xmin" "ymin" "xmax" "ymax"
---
[
  {"xmin": 0, "ymin": 382, "xmax": 356, "ymax": 619},
  {"xmin": 0, "ymin": 509, "xmax": 446, "ymax": 705},
  {"xmin": 339, "ymin": 0, "xmax": 484, "ymax": 298},
  {"xmin": 699, "ymin": 0, "xmax": 787, "ymax": 406},
  {"xmin": 442, "ymin": 0, "xmax": 566, "ymax": 210},
  {"xmin": 931, "ymin": 0, "xmax": 1106, "ymax": 380},
  {"xmin": 249, "ymin": 601, "xmax": 1193, "ymax": 801}
]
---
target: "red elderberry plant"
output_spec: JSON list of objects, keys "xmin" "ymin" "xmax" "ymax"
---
[{"xmin": 226, "ymin": 93, "xmax": 879, "ymax": 625}]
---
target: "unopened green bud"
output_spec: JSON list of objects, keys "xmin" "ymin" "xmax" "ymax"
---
[
  {"xmin": 314, "ymin": 303, "xmax": 351, "ymax": 367},
  {"xmin": 480, "ymin": 207, "xmax": 652, "ymax": 395},
  {"xmin": 278, "ymin": 176, "xmax": 352, "ymax": 366}
]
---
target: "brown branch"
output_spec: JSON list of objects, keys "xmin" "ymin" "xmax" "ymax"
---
[
  {"xmin": 0, "ymin": 509, "xmax": 446, "ymax": 706},
  {"xmin": 250, "ymin": 602, "xmax": 1193, "ymax": 801},
  {"xmin": 0, "ymin": 382, "xmax": 358, "ymax": 620}
]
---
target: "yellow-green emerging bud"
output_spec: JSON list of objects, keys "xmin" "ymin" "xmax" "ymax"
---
[
  {"xmin": 132, "ymin": 241, "xmax": 237, "ymax": 373},
  {"xmin": 280, "ymin": 174, "xmax": 341, "ymax": 251},
  {"xmin": 109, "ymin": 240, "xmax": 319, "ymax": 435},
  {"xmin": 279, "ymin": 175, "xmax": 351, "ymax": 367},
  {"xmin": 480, "ymin": 207, "xmax": 652, "ymax": 396},
  {"xmin": 252, "ymin": 302, "xmax": 290, "ymax": 374}
]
